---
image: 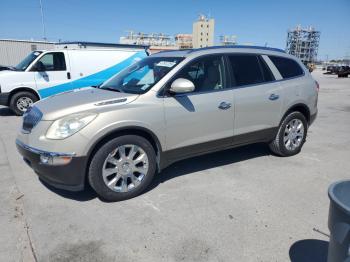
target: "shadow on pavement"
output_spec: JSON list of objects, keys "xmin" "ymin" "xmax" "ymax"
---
[
  {"xmin": 40, "ymin": 143, "xmax": 270, "ymax": 201},
  {"xmin": 147, "ymin": 143, "xmax": 271, "ymax": 192},
  {"xmin": 289, "ymin": 239, "xmax": 328, "ymax": 262},
  {"xmin": 0, "ymin": 107, "xmax": 15, "ymax": 116},
  {"xmin": 40, "ymin": 179, "xmax": 97, "ymax": 201}
]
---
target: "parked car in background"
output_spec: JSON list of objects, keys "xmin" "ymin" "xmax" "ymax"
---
[
  {"xmin": 0, "ymin": 45, "xmax": 148, "ymax": 115},
  {"xmin": 16, "ymin": 46, "xmax": 318, "ymax": 201},
  {"xmin": 337, "ymin": 66, "xmax": 350, "ymax": 78}
]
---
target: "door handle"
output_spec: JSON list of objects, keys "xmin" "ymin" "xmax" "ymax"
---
[
  {"xmin": 67, "ymin": 72, "xmax": 71, "ymax": 79},
  {"xmin": 218, "ymin": 101, "xmax": 232, "ymax": 110},
  {"xmin": 269, "ymin": 94, "xmax": 279, "ymax": 101}
]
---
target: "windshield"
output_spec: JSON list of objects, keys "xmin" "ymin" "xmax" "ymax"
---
[
  {"xmin": 100, "ymin": 56, "xmax": 184, "ymax": 94},
  {"xmin": 15, "ymin": 51, "xmax": 43, "ymax": 71}
]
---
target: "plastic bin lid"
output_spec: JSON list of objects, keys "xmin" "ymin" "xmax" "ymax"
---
[{"xmin": 328, "ymin": 180, "xmax": 350, "ymax": 215}]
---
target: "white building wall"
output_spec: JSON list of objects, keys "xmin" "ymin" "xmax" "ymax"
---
[
  {"xmin": 192, "ymin": 18, "xmax": 215, "ymax": 48},
  {"xmin": 0, "ymin": 39, "xmax": 54, "ymax": 66}
]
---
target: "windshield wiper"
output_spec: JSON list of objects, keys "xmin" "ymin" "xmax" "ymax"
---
[{"xmin": 100, "ymin": 87, "xmax": 121, "ymax": 92}]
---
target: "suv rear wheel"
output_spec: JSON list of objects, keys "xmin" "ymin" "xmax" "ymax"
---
[
  {"xmin": 10, "ymin": 91, "xmax": 38, "ymax": 116},
  {"xmin": 88, "ymin": 135, "xmax": 157, "ymax": 201},
  {"xmin": 269, "ymin": 111, "xmax": 308, "ymax": 156}
]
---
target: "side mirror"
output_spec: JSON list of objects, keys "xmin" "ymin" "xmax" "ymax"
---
[
  {"xmin": 31, "ymin": 61, "xmax": 46, "ymax": 72},
  {"xmin": 169, "ymin": 78, "xmax": 195, "ymax": 94}
]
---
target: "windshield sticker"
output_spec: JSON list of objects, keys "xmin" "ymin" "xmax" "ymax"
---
[
  {"xmin": 34, "ymin": 52, "xmax": 41, "ymax": 56},
  {"xmin": 156, "ymin": 61, "xmax": 177, "ymax": 68}
]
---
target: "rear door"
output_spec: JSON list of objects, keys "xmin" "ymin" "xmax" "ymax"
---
[
  {"xmin": 31, "ymin": 51, "xmax": 71, "ymax": 98},
  {"xmin": 227, "ymin": 54, "xmax": 282, "ymax": 143}
]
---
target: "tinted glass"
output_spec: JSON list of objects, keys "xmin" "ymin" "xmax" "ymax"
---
[
  {"xmin": 175, "ymin": 55, "xmax": 225, "ymax": 92},
  {"xmin": 37, "ymin": 52, "xmax": 66, "ymax": 71},
  {"xmin": 101, "ymin": 57, "xmax": 183, "ymax": 94},
  {"xmin": 269, "ymin": 56, "xmax": 304, "ymax": 78},
  {"xmin": 228, "ymin": 55, "xmax": 265, "ymax": 86},
  {"xmin": 258, "ymin": 56, "xmax": 274, "ymax": 82}
]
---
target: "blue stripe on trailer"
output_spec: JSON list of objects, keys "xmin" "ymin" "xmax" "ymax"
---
[{"xmin": 38, "ymin": 51, "xmax": 147, "ymax": 98}]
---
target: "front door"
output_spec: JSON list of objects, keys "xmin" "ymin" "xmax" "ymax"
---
[
  {"xmin": 32, "ymin": 51, "xmax": 71, "ymax": 98},
  {"xmin": 163, "ymin": 55, "xmax": 234, "ymax": 160}
]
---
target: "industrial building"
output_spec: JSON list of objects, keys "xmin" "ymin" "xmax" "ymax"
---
[
  {"xmin": 0, "ymin": 39, "xmax": 54, "ymax": 66},
  {"xmin": 175, "ymin": 34, "xmax": 193, "ymax": 49},
  {"xmin": 286, "ymin": 25, "xmax": 320, "ymax": 64},
  {"xmin": 192, "ymin": 15, "xmax": 215, "ymax": 48},
  {"xmin": 119, "ymin": 15, "xmax": 215, "ymax": 52},
  {"xmin": 220, "ymin": 35, "xmax": 237, "ymax": 46}
]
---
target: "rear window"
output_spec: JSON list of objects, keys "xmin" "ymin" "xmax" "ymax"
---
[
  {"xmin": 269, "ymin": 56, "xmax": 304, "ymax": 79},
  {"xmin": 228, "ymin": 55, "xmax": 274, "ymax": 87}
]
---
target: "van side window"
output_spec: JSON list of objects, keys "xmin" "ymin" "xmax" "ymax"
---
[
  {"xmin": 268, "ymin": 56, "xmax": 304, "ymax": 78},
  {"xmin": 175, "ymin": 56, "xmax": 226, "ymax": 92},
  {"xmin": 228, "ymin": 55, "xmax": 267, "ymax": 87},
  {"xmin": 37, "ymin": 52, "xmax": 66, "ymax": 71}
]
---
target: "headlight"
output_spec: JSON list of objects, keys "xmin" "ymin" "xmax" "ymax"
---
[{"xmin": 46, "ymin": 113, "xmax": 97, "ymax": 140}]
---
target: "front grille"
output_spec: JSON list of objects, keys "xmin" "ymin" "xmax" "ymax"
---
[{"xmin": 22, "ymin": 106, "xmax": 43, "ymax": 133}]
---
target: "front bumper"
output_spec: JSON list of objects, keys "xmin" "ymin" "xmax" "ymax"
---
[
  {"xmin": 0, "ymin": 92, "xmax": 9, "ymax": 106},
  {"xmin": 16, "ymin": 139, "xmax": 87, "ymax": 191}
]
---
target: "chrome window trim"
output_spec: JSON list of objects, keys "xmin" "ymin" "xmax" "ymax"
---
[{"xmin": 16, "ymin": 139, "xmax": 76, "ymax": 157}]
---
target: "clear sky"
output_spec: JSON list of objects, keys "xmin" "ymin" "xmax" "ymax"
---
[{"xmin": 1, "ymin": 0, "xmax": 349, "ymax": 60}]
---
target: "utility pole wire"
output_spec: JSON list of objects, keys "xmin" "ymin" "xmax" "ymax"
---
[{"xmin": 39, "ymin": 0, "xmax": 47, "ymax": 41}]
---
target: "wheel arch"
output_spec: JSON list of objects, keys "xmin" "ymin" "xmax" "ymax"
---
[
  {"xmin": 9, "ymin": 87, "xmax": 41, "ymax": 102},
  {"xmin": 85, "ymin": 126, "xmax": 163, "ymax": 180},
  {"xmin": 282, "ymin": 103, "xmax": 311, "ymax": 124}
]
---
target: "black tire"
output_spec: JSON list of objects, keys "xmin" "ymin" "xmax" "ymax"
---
[
  {"xmin": 269, "ymin": 111, "xmax": 308, "ymax": 157},
  {"xmin": 9, "ymin": 91, "xmax": 38, "ymax": 116},
  {"xmin": 88, "ymin": 135, "xmax": 157, "ymax": 201}
]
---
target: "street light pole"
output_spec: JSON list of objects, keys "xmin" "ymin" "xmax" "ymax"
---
[{"xmin": 39, "ymin": 0, "xmax": 47, "ymax": 41}]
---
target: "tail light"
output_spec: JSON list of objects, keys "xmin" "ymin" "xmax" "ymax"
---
[{"xmin": 315, "ymin": 80, "xmax": 320, "ymax": 92}]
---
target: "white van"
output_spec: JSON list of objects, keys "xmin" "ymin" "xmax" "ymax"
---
[{"xmin": 0, "ymin": 45, "xmax": 148, "ymax": 115}]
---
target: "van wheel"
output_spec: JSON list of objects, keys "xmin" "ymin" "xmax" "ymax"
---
[
  {"xmin": 269, "ymin": 112, "xmax": 308, "ymax": 156},
  {"xmin": 88, "ymin": 135, "xmax": 157, "ymax": 201},
  {"xmin": 10, "ymin": 91, "xmax": 38, "ymax": 116}
]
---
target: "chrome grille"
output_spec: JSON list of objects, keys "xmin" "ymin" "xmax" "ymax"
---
[{"xmin": 22, "ymin": 106, "xmax": 43, "ymax": 133}]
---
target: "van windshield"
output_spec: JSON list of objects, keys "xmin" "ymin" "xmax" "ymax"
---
[
  {"xmin": 15, "ymin": 51, "xmax": 43, "ymax": 71},
  {"xmin": 100, "ymin": 56, "xmax": 184, "ymax": 94}
]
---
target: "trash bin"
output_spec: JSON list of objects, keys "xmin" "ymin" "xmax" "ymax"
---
[{"xmin": 328, "ymin": 180, "xmax": 350, "ymax": 262}]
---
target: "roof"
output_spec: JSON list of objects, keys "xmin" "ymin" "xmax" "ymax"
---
[
  {"xmin": 56, "ymin": 41, "xmax": 148, "ymax": 49},
  {"xmin": 0, "ymin": 39, "xmax": 55, "ymax": 44},
  {"xmin": 151, "ymin": 45, "xmax": 286, "ymax": 58}
]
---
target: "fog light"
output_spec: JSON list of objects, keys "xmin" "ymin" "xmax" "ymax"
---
[
  {"xmin": 40, "ymin": 154, "xmax": 72, "ymax": 165},
  {"xmin": 40, "ymin": 154, "xmax": 52, "ymax": 164}
]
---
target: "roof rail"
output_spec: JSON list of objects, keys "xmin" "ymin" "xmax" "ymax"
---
[
  {"xmin": 189, "ymin": 45, "xmax": 286, "ymax": 53},
  {"xmin": 56, "ymin": 41, "xmax": 149, "ymax": 49}
]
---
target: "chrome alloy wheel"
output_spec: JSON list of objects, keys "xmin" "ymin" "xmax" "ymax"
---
[
  {"xmin": 102, "ymin": 144, "xmax": 149, "ymax": 192},
  {"xmin": 284, "ymin": 119, "xmax": 305, "ymax": 151},
  {"xmin": 16, "ymin": 97, "xmax": 33, "ymax": 112}
]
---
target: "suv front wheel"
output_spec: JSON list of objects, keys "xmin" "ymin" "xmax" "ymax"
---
[
  {"xmin": 269, "ymin": 111, "xmax": 308, "ymax": 156},
  {"xmin": 88, "ymin": 135, "xmax": 157, "ymax": 201}
]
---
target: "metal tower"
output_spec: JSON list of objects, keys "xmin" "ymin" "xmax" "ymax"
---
[{"xmin": 286, "ymin": 25, "xmax": 320, "ymax": 64}]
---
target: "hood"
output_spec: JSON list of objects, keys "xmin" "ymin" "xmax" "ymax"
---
[
  {"xmin": 0, "ymin": 70, "xmax": 17, "ymax": 76},
  {"xmin": 35, "ymin": 87, "xmax": 139, "ymax": 120}
]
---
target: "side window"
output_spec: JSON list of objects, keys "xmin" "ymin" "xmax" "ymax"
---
[
  {"xmin": 175, "ymin": 56, "xmax": 226, "ymax": 92},
  {"xmin": 36, "ymin": 52, "xmax": 66, "ymax": 71},
  {"xmin": 268, "ymin": 56, "xmax": 304, "ymax": 78},
  {"xmin": 228, "ymin": 55, "xmax": 265, "ymax": 86}
]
